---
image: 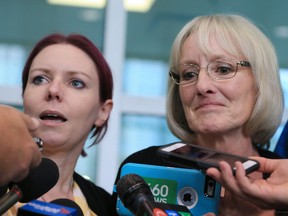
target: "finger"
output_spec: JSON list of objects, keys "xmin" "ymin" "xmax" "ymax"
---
[
  {"xmin": 234, "ymin": 161, "xmax": 246, "ymax": 177},
  {"xmin": 249, "ymin": 156, "xmax": 278, "ymax": 173},
  {"xmin": 22, "ymin": 114, "xmax": 39, "ymax": 132},
  {"xmin": 217, "ymin": 161, "xmax": 243, "ymax": 194},
  {"xmin": 234, "ymin": 161, "xmax": 252, "ymax": 187},
  {"xmin": 10, "ymin": 167, "xmax": 30, "ymax": 183},
  {"xmin": 206, "ymin": 167, "xmax": 222, "ymax": 182},
  {"xmin": 234, "ymin": 162, "xmax": 264, "ymax": 198},
  {"xmin": 203, "ymin": 213, "xmax": 216, "ymax": 216}
]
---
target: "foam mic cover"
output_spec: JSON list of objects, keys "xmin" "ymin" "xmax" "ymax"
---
[
  {"xmin": 50, "ymin": 199, "xmax": 84, "ymax": 216},
  {"xmin": 116, "ymin": 173, "xmax": 192, "ymax": 216},
  {"xmin": 116, "ymin": 173, "xmax": 155, "ymax": 216},
  {"xmin": 10, "ymin": 157, "xmax": 59, "ymax": 202}
]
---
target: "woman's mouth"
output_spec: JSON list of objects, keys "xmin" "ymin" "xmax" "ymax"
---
[{"xmin": 39, "ymin": 112, "xmax": 67, "ymax": 122}]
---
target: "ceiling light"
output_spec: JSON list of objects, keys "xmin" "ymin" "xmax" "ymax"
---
[
  {"xmin": 47, "ymin": 0, "xmax": 106, "ymax": 9},
  {"xmin": 124, "ymin": 0, "xmax": 155, "ymax": 12},
  {"xmin": 47, "ymin": 0, "xmax": 155, "ymax": 12}
]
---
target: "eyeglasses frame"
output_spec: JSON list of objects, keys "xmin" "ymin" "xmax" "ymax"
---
[{"xmin": 169, "ymin": 59, "xmax": 251, "ymax": 85}]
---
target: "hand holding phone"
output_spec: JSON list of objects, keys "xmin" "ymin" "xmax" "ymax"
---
[{"xmin": 157, "ymin": 142, "xmax": 260, "ymax": 175}]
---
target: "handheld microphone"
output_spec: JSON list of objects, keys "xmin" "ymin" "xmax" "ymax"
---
[
  {"xmin": 17, "ymin": 199, "xmax": 79, "ymax": 216},
  {"xmin": 116, "ymin": 173, "xmax": 192, "ymax": 216},
  {"xmin": 0, "ymin": 158, "xmax": 59, "ymax": 215},
  {"xmin": 51, "ymin": 199, "xmax": 84, "ymax": 216},
  {"xmin": 116, "ymin": 173, "xmax": 155, "ymax": 216}
]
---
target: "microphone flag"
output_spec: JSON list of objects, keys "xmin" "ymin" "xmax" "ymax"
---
[{"xmin": 17, "ymin": 199, "xmax": 78, "ymax": 216}]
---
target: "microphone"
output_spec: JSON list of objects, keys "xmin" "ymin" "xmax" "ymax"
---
[
  {"xmin": 51, "ymin": 199, "xmax": 84, "ymax": 216},
  {"xmin": 17, "ymin": 199, "xmax": 83, "ymax": 216},
  {"xmin": 116, "ymin": 174, "xmax": 192, "ymax": 216},
  {"xmin": 0, "ymin": 158, "xmax": 59, "ymax": 215},
  {"xmin": 116, "ymin": 173, "xmax": 155, "ymax": 216}
]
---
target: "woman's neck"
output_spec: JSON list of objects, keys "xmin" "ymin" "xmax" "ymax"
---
[
  {"xmin": 39, "ymin": 153, "xmax": 78, "ymax": 202},
  {"xmin": 196, "ymin": 133, "xmax": 258, "ymax": 157}
]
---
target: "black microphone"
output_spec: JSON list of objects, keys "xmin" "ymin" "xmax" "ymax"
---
[
  {"xmin": 116, "ymin": 174, "xmax": 155, "ymax": 216},
  {"xmin": 116, "ymin": 173, "xmax": 192, "ymax": 216},
  {"xmin": 51, "ymin": 199, "xmax": 84, "ymax": 216},
  {"xmin": 0, "ymin": 158, "xmax": 59, "ymax": 215}
]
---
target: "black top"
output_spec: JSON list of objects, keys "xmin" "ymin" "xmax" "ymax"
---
[{"xmin": 112, "ymin": 145, "xmax": 281, "ymax": 211}]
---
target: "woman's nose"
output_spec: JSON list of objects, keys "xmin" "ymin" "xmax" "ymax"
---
[
  {"xmin": 46, "ymin": 80, "xmax": 64, "ymax": 101},
  {"xmin": 195, "ymin": 68, "xmax": 215, "ymax": 95}
]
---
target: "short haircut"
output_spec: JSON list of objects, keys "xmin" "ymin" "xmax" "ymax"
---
[{"xmin": 167, "ymin": 14, "xmax": 284, "ymax": 145}]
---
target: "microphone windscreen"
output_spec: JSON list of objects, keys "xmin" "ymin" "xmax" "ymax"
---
[
  {"xmin": 50, "ymin": 199, "xmax": 84, "ymax": 216},
  {"xmin": 116, "ymin": 174, "xmax": 153, "ymax": 206},
  {"xmin": 9, "ymin": 158, "xmax": 59, "ymax": 203}
]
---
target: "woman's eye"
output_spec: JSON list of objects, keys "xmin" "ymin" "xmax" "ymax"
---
[
  {"xmin": 182, "ymin": 71, "xmax": 198, "ymax": 81},
  {"xmin": 71, "ymin": 80, "xmax": 85, "ymax": 88},
  {"xmin": 32, "ymin": 76, "xmax": 48, "ymax": 85},
  {"xmin": 216, "ymin": 66, "xmax": 232, "ymax": 74}
]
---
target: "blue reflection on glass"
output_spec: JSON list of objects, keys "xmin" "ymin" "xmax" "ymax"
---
[{"xmin": 123, "ymin": 58, "xmax": 168, "ymax": 97}]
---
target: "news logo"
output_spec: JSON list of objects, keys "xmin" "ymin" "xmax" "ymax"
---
[
  {"xmin": 144, "ymin": 177, "xmax": 198, "ymax": 210},
  {"xmin": 144, "ymin": 177, "xmax": 177, "ymax": 204},
  {"xmin": 18, "ymin": 200, "xmax": 78, "ymax": 216}
]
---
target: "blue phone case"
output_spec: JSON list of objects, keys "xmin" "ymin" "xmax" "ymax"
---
[{"xmin": 115, "ymin": 163, "xmax": 221, "ymax": 215}]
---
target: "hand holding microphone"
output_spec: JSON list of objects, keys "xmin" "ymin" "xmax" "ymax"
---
[
  {"xmin": 0, "ymin": 105, "xmax": 42, "ymax": 186},
  {"xmin": 0, "ymin": 158, "xmax": 59, "ymax": 215}
]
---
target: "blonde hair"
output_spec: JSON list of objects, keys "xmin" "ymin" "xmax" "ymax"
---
[{"xmin": 166, "ymin": 14, "xmax": 284, "ymax": 145}]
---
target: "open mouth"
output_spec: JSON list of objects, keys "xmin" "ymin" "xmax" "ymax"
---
[{"xmin": 40, "ymin": 113, "xmax": 67, "ymax": 122}]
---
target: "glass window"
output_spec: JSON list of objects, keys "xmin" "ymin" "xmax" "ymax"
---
[
  {"xmin": 0, "ymin": 44, "xmax": 26, "ymax": 86},
  {"xmin": 120, "ymin": 114, "xmax": 179, "ymax": 163},
  {"xmin": 75, "ymin": 136, "xmax": 99, "ymax": 181},
  {"xmin": 0, "ymin": 1, "xmax": 105, "ymax": 87},
  {"xmin": 123, "ymin": 58, "xmax": 169, "ymax": 97}
]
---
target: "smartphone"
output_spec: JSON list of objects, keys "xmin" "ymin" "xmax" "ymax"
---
[{"xmin": 157, "ymin": 142, "xmax": 260, "ymax": 175}]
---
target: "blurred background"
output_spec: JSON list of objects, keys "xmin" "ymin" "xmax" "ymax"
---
[{"xmin": 0, "ymin": 0, "xmax": 287, "ymax": 192}]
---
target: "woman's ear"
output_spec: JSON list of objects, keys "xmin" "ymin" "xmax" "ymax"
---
[{"xmin": 95, "ymin": 99, "xmax": 113, "ymax": 127}]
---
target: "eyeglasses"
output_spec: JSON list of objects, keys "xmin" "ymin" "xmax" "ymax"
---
[{"xmin": 169, "ymin": 57, "xmax": 251, "ymax": 85}]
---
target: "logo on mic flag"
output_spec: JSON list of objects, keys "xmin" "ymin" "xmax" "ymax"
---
[{"xmin": 18, "ymin": 200, "xmax": 78, "ymax": 216}]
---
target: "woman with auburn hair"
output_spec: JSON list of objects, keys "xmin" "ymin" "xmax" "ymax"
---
[{"xmin": 5, "ymin": 33, "xmax": 115, "ymax": 215}]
